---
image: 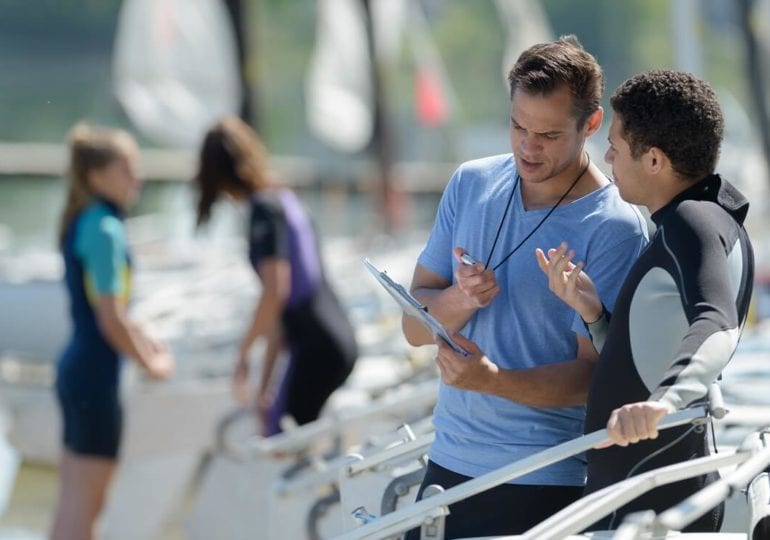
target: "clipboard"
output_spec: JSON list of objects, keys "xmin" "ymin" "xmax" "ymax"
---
[{"xmin": 363, "ymin": 258, "xmax": 469, "ymax": 356}]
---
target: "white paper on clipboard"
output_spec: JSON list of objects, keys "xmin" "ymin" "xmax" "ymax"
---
[{"xmin": 363, "ymin": 258, "xmax": 469, "ymax": 356}]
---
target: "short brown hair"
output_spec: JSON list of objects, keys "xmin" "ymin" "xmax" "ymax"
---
[
  {"xmin": 507, "ymin": 34, "xmax": 604, "ymax": 128},
  {"xmin": 610, "ymin": 70, "xmax": 724, "ymax": 181}
]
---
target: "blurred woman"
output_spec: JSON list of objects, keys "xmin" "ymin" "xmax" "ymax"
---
[
  {"xmin": 51, "ymin": 124, "xmax": 174, "ymax": 540},
  {"xmin": 194, "ymin": 116, "xmax": 357, "ymax": 436}
]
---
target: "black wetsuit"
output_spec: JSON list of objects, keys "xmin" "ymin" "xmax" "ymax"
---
[
  {"xmin": 248, "ymin": 189, "xmax": 357, "ymax": 434},
  {"xmin": 583, "ymin": 174, "xmax": 754, "ymax": 532}
]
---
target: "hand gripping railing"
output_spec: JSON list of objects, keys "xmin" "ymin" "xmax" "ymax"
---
[
  {"xmin": 332, "ymin": 406, "xmax": 710, "ymax": 540},
  {"xmin": 520, "ymin": 385, "xmax": 764, "ymax": 540}
]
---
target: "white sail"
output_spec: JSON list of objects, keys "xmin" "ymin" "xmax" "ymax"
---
[
  {"xmin": 495, "ymin": 0, "xmax": 553, "ymax": 86},
  {"xmin": 305, "ymin": 0, "xmax": 374, "ymax": 153},
  {"xmin": 112, "ymin": 0, "xmax": 242, "ymax": 149},
  {"xmin": 305, "ymin": 0, "xmax": 410, "ymax": 153}
]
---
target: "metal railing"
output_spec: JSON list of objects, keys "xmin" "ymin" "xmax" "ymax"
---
[{"xmin": 333, "ymin": 407, "xmax": 710, "ymax": 540}]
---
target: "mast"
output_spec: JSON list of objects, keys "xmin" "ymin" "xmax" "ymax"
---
[
  {"xmin": 223, "ymin": 0, "xmax": 257, "ymax": 128},
  {"xmin": 669, "ymin": 0, "xmax": 704, "ymax": 76},
  {"xmin": 738, "ymin": 0, "xmax": 770, "ymax": 189},
  {"xmin": 361, "ymin": 0, "xmax": 408, "ymax": 232}
]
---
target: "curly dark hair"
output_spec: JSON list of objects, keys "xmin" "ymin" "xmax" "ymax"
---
[
  {"xmin": 610, "ymin": 70, "xmax": 724, "ymax": 181},
  {"xmin": 507, "ymin": 34, "xmax": 604, "ymax": 128}
]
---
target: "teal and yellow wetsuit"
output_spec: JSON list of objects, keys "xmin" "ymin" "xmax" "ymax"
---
[{"xmin": 56, "ymin": 200, "xmax": 131, "ymax": 458}]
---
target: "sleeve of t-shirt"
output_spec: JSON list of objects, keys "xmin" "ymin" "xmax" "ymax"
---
[
  {"xmin": 78, "ymin": 213, "xmax": 128, "ymax": 296},
  {"xmin": 248, "ymin": 199, "xmax": 290, "ymax": 267},
  {"xmin": 417, "ymin": 168, "xmax": 461, "ymax": 282},
  {"xmin": 572, "ymin": 231, "xmax": 647, "ymax": 338}
]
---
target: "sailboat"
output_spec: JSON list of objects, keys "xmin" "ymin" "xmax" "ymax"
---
[{"xmin": 112, "ymin": 0, "xmax": 242, "ymax": 149}]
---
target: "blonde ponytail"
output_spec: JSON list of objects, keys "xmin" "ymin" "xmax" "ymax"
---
[{"xmin": 57, "ymin": 123, "xmax": 134, "ymax": 247}]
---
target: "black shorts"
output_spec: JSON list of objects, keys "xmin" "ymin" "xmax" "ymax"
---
[
  {"xmin": 56, "ymin": 379, "xmax": 122, "ymax": 459},
  {"xmin": 405, "ymin": 460, "xmax": 583, "ymax": 539}
]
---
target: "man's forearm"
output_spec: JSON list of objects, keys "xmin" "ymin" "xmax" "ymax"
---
[
  {"xmin": 402, "ymin": 284, "xmax": 479, "ymax": 345},
  {"xmin": 488, "ymin": 359, "xmax": 594, "ymax": 408}
]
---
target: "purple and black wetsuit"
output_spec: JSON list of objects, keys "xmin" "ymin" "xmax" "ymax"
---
[{"xmin": 248, "ymin": 189, "xmax": 357, "ymax": 435}]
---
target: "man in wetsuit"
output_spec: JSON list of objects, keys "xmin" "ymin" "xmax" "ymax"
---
[{"xmin": 536, "ymin": 70, "xmax": 755, "ymax": 532}]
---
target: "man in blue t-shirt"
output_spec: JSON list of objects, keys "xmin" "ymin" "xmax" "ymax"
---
[{"xmin": 402, "ymin": 35, "xmax": 649, "ymax": 538}]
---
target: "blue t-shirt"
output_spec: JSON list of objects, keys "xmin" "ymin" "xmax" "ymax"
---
[{"xmin": 418, "ymin": 153, "xmax": 648, "ymax": 485}]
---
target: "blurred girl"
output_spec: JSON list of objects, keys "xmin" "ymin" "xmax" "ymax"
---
[
  {"xmin": 51, "ymin": 124, "xmax": 174, "ymax": 540},
  {"xmin": 194, "ymin": 116, "xmax": 357, "ymax": 436}
]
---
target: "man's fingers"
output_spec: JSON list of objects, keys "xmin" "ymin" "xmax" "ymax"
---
[
  {"xmin": 646, "ymin": 416, "xmax": 660, "ymax": 440},
  {"xmin": 457, "ymin": 268, "xmax": 495, "ymax": 288},
  {"xmin": 628, "ymin": 409, "xmax": 648, "ymax": 443},
  {"xmin": 450, "ymin": 331, "xmax": 480, "ymax": 355},
  {"xmin": 566, "ymin": 262, "xmax": 583, "ymax": 288},
  {"xmin": 645, "ymin": 407, "xmax": 668, "ymax": 439},
  {"xmin": 606, "ymin": 410, "xmax": 629, "ymax": 447},
  {"xmin": 549, "ymin": 249, "xmax": 576, "ymax": 280},
  {"xmin": 612, "ymin": 408, "xmax": 640, "ymax": 444},
  {"xmin": 435, "ymin": 349, "xmax": 462, "ymax": 384},
  {"xmin": 457, "ymin": 270, "xmax": 499, "ymax": 306},
  {"xmin": 477, "ymin": 283, "xmax": 500, "ymax": 302},
  {"xmin": 601, "ymin": 403, "xmax": 674, "ymax": 449},
  {"xmin": 462, "ymin": 280, "xmax": 497, "ymax": 299},
  {"xmin": 555, "ymin": 249, "xmax": 576, "ymax": 273}
]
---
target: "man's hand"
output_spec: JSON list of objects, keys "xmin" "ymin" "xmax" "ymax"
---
[
  {"xmin": 434, "ymin": 332, "xmax": 498, "ymax": 392},
  {"xmin": 535, "ymin": 242, "xmax": 602, "ymax": 323},
  {"xmin": 453, "ymin": 248, "xmax": 499, "ymax": 308},
  {"xmin": 597, "ymin": 401, "xmax": 675, "ymax": 448}
]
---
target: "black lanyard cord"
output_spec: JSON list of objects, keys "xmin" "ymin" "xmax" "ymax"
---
[
  {"xmin": 483, "ymin": 174, "xmax": 519, "ymax": 269},
  {"xmin": 485, "ymin": 156, "xmax": 591, "ymax": 271}
]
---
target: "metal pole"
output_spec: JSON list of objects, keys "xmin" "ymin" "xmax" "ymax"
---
[
  {"xmin": 223, "ymin": 0, "xmax": 256, "ymax": 127},
  {"xmin": 738, "ymin": 0, "xmax": 770, "ymax": 190},
  {"xmin": 360, "ymin": 0, "xmax": 409, "ymax": 232},
  {"xmin": 669, "ymin": 0, "xmax": 704, "ymax": 76}
]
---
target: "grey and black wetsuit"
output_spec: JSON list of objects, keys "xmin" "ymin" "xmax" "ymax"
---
[{"xmin": 583, "ymin": 174, "xmax": 754, "ymax": 532}]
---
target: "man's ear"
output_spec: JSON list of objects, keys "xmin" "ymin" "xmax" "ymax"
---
[
  {"xmin": 583, "ymin": 107, "xmax": 603, "ymax": 137},
  {"xmin": 643, "ymin": 147, "xmax": 668, "ymax": 175}
]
